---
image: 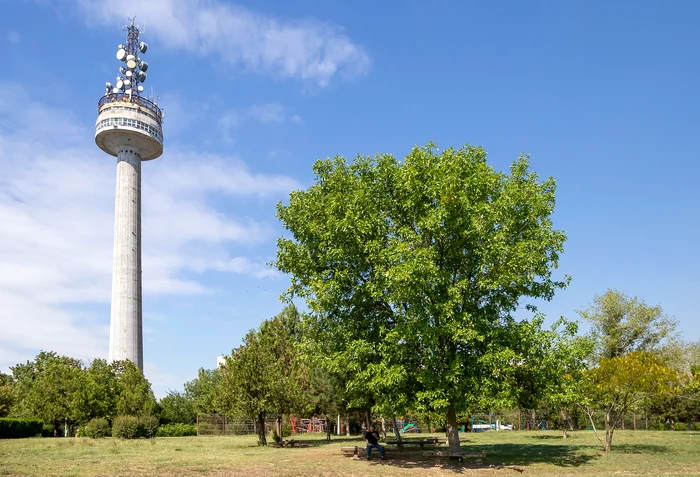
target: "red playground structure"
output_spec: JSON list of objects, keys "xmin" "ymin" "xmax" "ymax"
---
[{"xmin": 289, "ymin": 415, "xmax": 327, "ymax": 434}]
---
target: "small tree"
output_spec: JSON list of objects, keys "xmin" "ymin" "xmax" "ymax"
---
[
  {"xmin": 0, "ymin": 373, "xmax": 13, "ymax": 417},
  {"xmin": 578, "ymin": 290, "xmax": 678, "ymax": 362},
  {"xmin": 216, "ymin": 307, "xmax": 306, "ymax": 446},
  {"xmin": 579, "ymin": 351, "xmax": 677, "ymax": 451}
]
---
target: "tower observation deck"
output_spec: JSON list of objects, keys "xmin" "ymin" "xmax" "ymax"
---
[{"xmin": 96, "ymin": 19, "xmax": 163, "ymax": 371}]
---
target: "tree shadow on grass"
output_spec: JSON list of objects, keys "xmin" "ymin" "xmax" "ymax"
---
[{"xmin": 352, "ymin": 442, "xmax": 602, "ymax": 474}]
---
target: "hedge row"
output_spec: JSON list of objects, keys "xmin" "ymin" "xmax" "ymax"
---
[
  {"xmin": 0, "ymin": 418, "xmax": 44, "ymax": 439},
  {"xmin": 112, "ymin": 415, "xmax": 159, "ymax": 439},
  {"xmin": 156, "ymin": 423, "xmax": 197, "ymax": 437}
]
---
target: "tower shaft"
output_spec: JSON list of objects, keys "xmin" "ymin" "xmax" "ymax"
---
[{"xmin": 108, "ymin": 149, "xmax": 143, "ymax": 370}]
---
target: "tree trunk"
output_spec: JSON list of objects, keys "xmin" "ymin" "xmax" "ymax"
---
[
  {"xmin": 364, "ymin": 410, "xmax": 372, "ymax": 431},
  {"xmin": 325, "ymin": 414, "xmax": 331, "ymax": 441},
  {"xmin": 257, "ymin": 413, "xmax": 267, "ymax": 446},
  {"xmin": 392, "ymin": 417, "xmax": 403, "ymax": 448},
  {"xmin": 381, "ymin": 417, "xmax": 387, "ymax": 440},
  {"xmin": 604, "ymin": 410, "xmax": 613, "ymax": 452},
  {"xmin": 633, "ymin": 412, "xmax": 636, "ymax": 431},
  {"xmin": 560, "ymin": 409, "xmax": 568, "ymax": 439},
  {"xmin": 445, "ymin": 403, "xmax": 461, "ymax": 452},
  {"xmin": 345, "ymin": 414, "xmax": 350, "ymax": 436},
  {"xmin": 275, "ymin": 415, "xmax": 283, "ymax": 444}
]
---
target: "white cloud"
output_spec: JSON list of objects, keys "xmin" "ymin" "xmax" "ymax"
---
[
  {"xmin": 6, "ymin": 31, "xmax": 20, "ymax": 43},
  {"xmin": 69, "ymin": 0, "xmax": 370, "ymax": 86},
  {"xmin": 217, "ymin": 103, "xmax": 302, "ymax": 142},
  {"xmin": 0, "ymin": 82, "xmax": 299, "ymax": 371}
]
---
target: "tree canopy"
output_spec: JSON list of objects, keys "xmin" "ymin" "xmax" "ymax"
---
[{"xmin": 275, "ymin": 143, "xmax": 568, "ymax": 450}]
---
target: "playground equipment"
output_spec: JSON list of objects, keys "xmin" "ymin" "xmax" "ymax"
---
[
  {"xmin": 470, "ymin": 414, "xmax": 513, "ymax": 432},
  {"xmin": 395, "ymin": 418, "xmax": 420, "ymax": 433},
  {"xmin": 288, "ymin": 415, "xmax": 327, "ymax": 434}
]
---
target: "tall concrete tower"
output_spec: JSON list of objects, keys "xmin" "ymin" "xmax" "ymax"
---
[{"xmin": 95, "ymin": 19, "xmax": 163, "ymax": 371}]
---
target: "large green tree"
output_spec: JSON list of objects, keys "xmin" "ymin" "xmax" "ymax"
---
[
  {"xmin": 275, "ymin": 143, "xmax": 568, "ymax": 451},
  {"xmin": 578, "ymin": 289, "xmax": 678, "ymax": 362}
]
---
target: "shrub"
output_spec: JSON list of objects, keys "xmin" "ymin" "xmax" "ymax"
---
[
  {"xmin": 112, "ymin": 415, "xmax": 160, "ymax": 438},
  {"xmin": 139, "ymin": 415, "xmax": 159, "ymax": 438},
  {"xmin": 84, "ymin": 418, "xmax": 111, "ymax": 438},
  {"xmin": 41, "ymin": 423, "xmax": 55, "ymax": 437},
  {"xmin": 156, "ymin": 423, "xmax": 196, "ymax": 437},
  {"xmin": 281, "ymin": 423, "xmax": 292, "ymax": 438},
  {"xmin": 674, "ymin": 422, "xmax": 688, "ymax": 431},
  {"xmin": 694, "ymin": 422, "xmax": 700, "ymax": 431},
  {"xmin": 0, "ymin": 418, "xmax": 44, "ymax": 439},
  {"xmin": 112, "ymin": 416, "xmax": 141, "ymax": 439}
]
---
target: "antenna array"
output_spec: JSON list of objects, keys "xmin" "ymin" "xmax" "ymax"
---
[{"xmin": 104, "ymin": 18, "xmax": 150, "ymax": 99}]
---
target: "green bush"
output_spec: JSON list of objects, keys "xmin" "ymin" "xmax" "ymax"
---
[
  {"xmin": 694, "ymin": 422, "xmax": 700, "ymax": 431},
  {"xmin": 84, "ymin": 418, "xmax": 111, "ymax": 438},
  {"xmin": 139, "ymin": 415, "xmax": 159, "ymax": 438},
  {"xmin": 112, "ymin": 415, "xmax": 159, "ymax": 439},
  {"xmin": 0, "ymin": 418, "xmax": 44, "ymax": 439},
  {"xmin": 281, "ymin": 423, "xmax": 292, "ymax": 438},
  {"xmin": 41, "ymin": 423, "xmax": 55, "ymax": 437},
  {"xmin": 674, "ymin": 422, "xmax": 688, "ymax": 431},
  {"xmin": 112, "ymin": 416, "xmax": 140, "ymax": 438},
  {"xmin": 156, "ymin": 423, "xmax": 196, "ymax": 437}
]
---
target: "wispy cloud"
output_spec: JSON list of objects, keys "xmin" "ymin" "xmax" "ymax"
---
[
  {"xmin": 0, "ymin": 82, "xmax": 298, "ymax": 370},
  {"xmin": 67, "ymin": 0, "xmax": 370, "ymax": 87},
  {"xmin": 217, "ymin": 103, "xmax": 301, "ymax": 142}
]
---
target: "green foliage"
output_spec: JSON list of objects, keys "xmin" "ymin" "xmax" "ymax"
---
[
  {"xmin": 274, "ymin": 143, "xmax": 569, "ymax": 450},
  {"xmin": 9, "ymin": 352, "xmax": 86, "ymax": 427},
  {"xmin": 0, "ymin": 373, "xmax": 13, "ymax": 417},
  {"xmin": 113, "ymin": 361, "xmax": 158, "ymax": 417},
  {"xmin": 578, "ymin": 289, "xmax": 678, "ymax": 362},
  {"xmin": 580, "ymin": 351, "xmax": 678, "ymax": 451},
  {"xmin": 281, "ymin": 423, "xmax": 292, "ymax": 437},
  {"xmin": 159, "ymin": 391, "xmax": 195, "ymax": 424},
  {"xmin": 83, "ymin": 418, "xmax": 111, "ymax": 438},
  {"xmin": 0, "ymin": 418, "xmax": 44, "ymax": 438},
  {"xmin": 41, "ymin": 423, "xmax": 55, "ymax": 437},
  {"xmin": 111, "ymin": 415, "xmax": 159, "ymax": 439},
  {"xmin": 216, "ymin": 305, "xmax": 307, "ymax": 446},
  {"xmin": 184, "ymin": 368, "xmax": 221, "ymax": 415},
  {"xmin": 675, "ymin": 422, "xmax": 688, "ymax": 431},
  {"xmin": 155, "ymin": 423, "xmax": 197, "ymax": 437},
  {"xmin": 112, "ymin": 416, "xmax": 140, "ymax": 439}
]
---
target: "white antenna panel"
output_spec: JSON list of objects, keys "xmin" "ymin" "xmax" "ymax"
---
[
  {"xmin": 138, "ymin": 42, "xmax": 148, "ymax": 53},
  {"xmin": 126, "ymin": 54, "xmax": 135, "ymax": 61},
  {"xmin": 126, "ymin": 59, "xmax": 137, "ymax": 70},
  {"xmin": 116, "ymin": 79, "xmax": 124, "ymax": 89},
  {"xmin": 116, "ymin": 49, "xmax": 126, "ymax": 61},
  {"xmin": 125, "ymin": 70, "xmax": 133, "ymax": 78},
  {"xmin": 118, "ymin": 44, "xmax": 126, "ymax": 50},
  {"xmin": 112, "ymin": 87, "xmax": 120, "ymax": 94},
  {"xmin": 137, "ymin": 85, "xmax": 144, "ymax": 92},
  {"xmin": 124, "ymin": 79, "xmax": 131, "ymax": 86},
  {"xmin": 125, "ymin": 88, "xmax": 132, "ymax": 95}
]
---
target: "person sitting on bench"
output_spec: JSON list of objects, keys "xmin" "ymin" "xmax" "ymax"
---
[{"xmin": 364, "ymin": 426, "xmax": 385, "ymax": 460}]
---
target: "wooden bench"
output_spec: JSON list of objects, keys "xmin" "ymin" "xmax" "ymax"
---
[{"xmin": 283, "ymin": 439, "xmax": 297, "ymax": 448}]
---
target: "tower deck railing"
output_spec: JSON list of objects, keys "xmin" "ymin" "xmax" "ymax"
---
[{"xmin": 98, "ymin": 93, "xmax": 163, "ymax": 122}]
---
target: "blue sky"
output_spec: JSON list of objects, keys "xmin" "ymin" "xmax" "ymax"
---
[{"xmin": 1, "ymin": 0, "xmax": 698, "ymax": 396}]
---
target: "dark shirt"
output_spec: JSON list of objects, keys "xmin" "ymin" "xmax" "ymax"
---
[{"xmin": 364, "ymin": 430, "xmax": 379, "ymax": 445}]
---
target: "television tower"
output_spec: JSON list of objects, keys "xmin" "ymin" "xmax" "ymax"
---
[{"xmin": 95, "ymin": 19, "xmax": 163, "ymax": 371}]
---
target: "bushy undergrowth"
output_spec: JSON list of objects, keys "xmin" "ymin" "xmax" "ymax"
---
[
  {"xmin": 156, "ymin": 423, "xmax": 196, "ymax": 437},
  {"xmin": 0, "ymin": 418, "xmax": 44, "ymax": 439},
  {"xmin": 674, "ymin": 422, "xmax": 688, "ymax": 431},
  {"xmin": 84, "ymin": 418, "xmax": 111, "ymax": 438},
  {"xmin": 112, "ymin": 415, "xmax": 159, "ymax": 439}
]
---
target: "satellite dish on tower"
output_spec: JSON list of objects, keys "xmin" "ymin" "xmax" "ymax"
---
[
  {"xmin": 120, "ymin": 66, "xmax": 126, "ymax": 75},
  {"xmin": 137, "ymin": 85, "xmax": 144, "ymax": 92},
  {"xmin": 116, "ymin": 79, "xmax": 124, "ymax": 90},
  {"xmin": 112, "ymin": 87, "xmax": 120, "ymax": 94},
  {"xmin": 116, "ymin": 49, "xmax": 126, "ymax": 61},
  {"xmin": 126, "ymin": 59, "xmax": 137, "ymax": 69},
  {"xmin": 125, "ymin": 88, "xmax": 132, "ymax": 95},
  {"xmin": 125, "ymin": 70, "xmax": 133, "ymax": 78},
  {"xmin": 137, "ymin": 71, "xmax": 147, "ymax": 83},
  {"xmin": 139, "ymin": 41, "xmax": 148, "ymax": 53},
  {"xmin": 138, "ymin": 61, "xmax": 148, "ymax": 72}
]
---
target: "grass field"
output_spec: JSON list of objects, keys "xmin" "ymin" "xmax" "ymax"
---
[{"xmin": 1, "ymin": 430, "xmax": 699, "ymax": 477}]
